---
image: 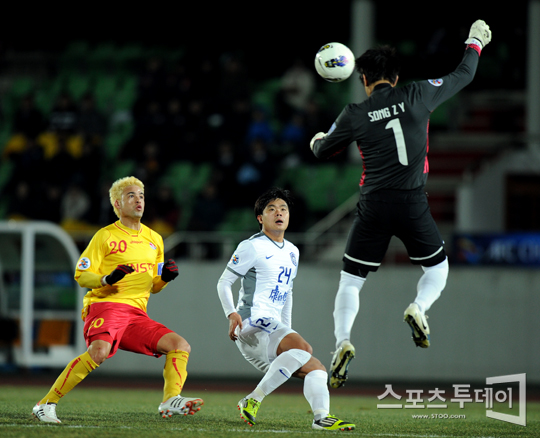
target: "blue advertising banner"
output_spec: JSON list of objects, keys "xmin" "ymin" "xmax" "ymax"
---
[{"xmin": 453, "ymin": 233, "xmax": 540, "ymax": 266}]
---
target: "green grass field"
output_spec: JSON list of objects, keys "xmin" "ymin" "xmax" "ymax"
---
[{"xmin": 0, "ymin": 385, "xmax": 538, "ymax": 437}]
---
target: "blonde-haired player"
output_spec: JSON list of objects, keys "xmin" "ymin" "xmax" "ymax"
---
[{"xmin": 33, "ymin": 176, "xmax": 203, "ymax": 423}]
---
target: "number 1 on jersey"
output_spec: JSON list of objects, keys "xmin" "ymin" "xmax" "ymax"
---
[{"xmin": 385, "ymin": 119, "xmax": 408, "ymax": 166}]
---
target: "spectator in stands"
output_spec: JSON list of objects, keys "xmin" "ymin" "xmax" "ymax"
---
[
  {"xmin": 212, "ymin": 139, "xmax": 241, "ymax": 206},
  {"xmin": 302, "ymin": 98, "xmax": 336, "ymax": 163},
  {"xmin": 136, "ymin": 56, "xmax": 167, "ymax": 107},
  {"xmin": 280, "ymin": 111, "xmax": 307, "ymax": 162},
  {"xmin": 218, "ymin": 53, "xmax": 250, "ymax": 109},
  {"xmin": 7, "ymin": 180, "xmax": 38, "ymax": 220},
  {"xmin": 236, "ymin": 139, "xmax": 276, "ymax": 206},
  {"xmin": 145, "ymin": 181, "xmax": 181, "ymax": 234},
  {"xmin": 275, "ymin": 58, "xmax": 315, "ymax": 124},
  {"xmin": 134, "ymin": 100, "xmax": 167, "ymax": 145},
  {"xmin": 77, "ymin": 92, "xmax": 107, "ymax": 143},
  {"xmin": 61, "ymin": 183, "xmax": 91, "ymax": 224},
  {"xmin": 245, "ymin": 106, "xmax": 274, "ymax": 148},
  {"xmin": 41, "ymin": 183, "xmax": 62, "ymax": 223},
  {"xmin": 182, "ymin": 98, "xmax": 211, "ymax": 162},
  {"xmin": 188, "ymin": 182, "xmax": 224, "ymax": 259},
  {"xmin": 162, "ymin": 98, "xmax": 186, "ymax": 154},
  {"xmin": 7, "ymin": 136, "xmax": 46, "ymax": 185},
  {"xmin": 133, "ymin": 141, "xmax": 164, "ymax": 192},
  {"xmin": 48, "ymin": 92, "xmax": 79, "ymax": 135},
  {"xmin": 47, "ymin": 134, "xmax": 76, "ymax": 189},
  {"xmin": 13, "ymin": 94, "xmax": 46, "ymax": 139},
  {"xmin": 189, "ymin": 182, "xmax": 224, "ymax": 232}
]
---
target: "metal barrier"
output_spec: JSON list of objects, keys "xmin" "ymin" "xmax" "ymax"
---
[{"xmin": 0, "ymin": 221, "xmax": 85, "ymax": 367}]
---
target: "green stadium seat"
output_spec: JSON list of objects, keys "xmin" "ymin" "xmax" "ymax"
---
[
  {"xmin": 161, "ymin": 161, "xmax": 194, "ymax": 204},
  {"xmin": 334, "ymin": 165, "xmax": 361, "ymax": 205},
  {"xmin": 0, "ymin": 160, "xmax": 14, "ymax": 194},
  {"xmin": 218, "ymin": 208, "xmax": 256, "ymax": 233},
  {"xmin": 10, "ymin": 77, "xmax": 35, "ymax": 99},
  {"xmin": 34, "ymin": 88, "xmax": 56, "ymax": 114},
  {"xmin": 251, "ymin": 78, "xmax": 281, "ymax": 115},
  {"xmin": 116, "ymin": 44, "xmax": 145, "ymax": 66},
  {"xmin": 87, "ymin": 42, "xmax": 117, "ymax": 67},
  {"xmin": 94, "ymin": 74, "xmax": 118, "ymax": 112},
  {"xmin": 67, "ymin": 74, "xmax": 91, "ymax": 100},
  {"xmin": 112, "ymin": 160, "xmax": 136, "ymax": 180},
  {"xmin": 104, "ymin": 124, "xmax": 132, "ymax": 161}
]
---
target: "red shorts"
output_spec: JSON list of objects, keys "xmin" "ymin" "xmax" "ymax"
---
[{"xmin": 83, "ymin": 302, "xmax": 174, "ymax": 358}]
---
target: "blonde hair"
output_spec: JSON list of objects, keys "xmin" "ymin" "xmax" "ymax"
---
[{"xmin": 109, "ymin": 176, "xmax": 144, "ymax": 218}]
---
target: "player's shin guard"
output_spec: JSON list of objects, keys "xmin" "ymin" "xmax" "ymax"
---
[
  {"xmin": 415, "ymin": 258, "xmax": 448, "ymax": 313},
  {"xmin": 333, "ymin": 271, "xmax": 365, "ymax": 348},
  {"xmin": 163, "ymin": 350, "xmax": 189, "ymax": 402},
  {"xmin": 254, "ymin": 349, "xmax": 311, "ymax": 399},
  {"xmin": 39, "ymin": 351, "xmax": 99, "ymax": 404},
  {"xmin": 303, "ymin": 369, "xmax": 330, "ymax": 420}
]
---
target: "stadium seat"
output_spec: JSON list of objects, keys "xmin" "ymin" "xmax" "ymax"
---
[
  {"xmin": 104, "ymin": 122, "xmax": 133, "ymax": 161},
  {"xmin": 115, "ymin": 44, "xmax": 145, "ymax": 67},
  {"xmin": 293, "ymin": 164, "xmax": 339, "ymax": 213},
  {"xmin": 35, "ymin": 320, "xmax": 72, "ymax": 347},
  {"xmin": 251, "ymin": 78, "xmax": 282, "ymax": 115},
  {"xmin": 94, "ymin": 74, "xmax": 118, "ymax": 112},
  {"xmin": 67, "ymin": 74, "xmax": 91, "ymax": 101},
  {"xmin": 218, "ymin": 208, "xmax": 255, "ymax": 233},
  {"xmin": 34, "ymin": 88, "xmax": 56, "ymax": 114},
  {"xmin": 160, "ymin": 161, "xmax": 194, "ymax": 204},
  {"xmin": 87, "ymin": 42, "xmax": 117, "ymax": 69},
  {"xmin": 113, "ymin": 75, "xmax": 138, "ymax": 111},
  {"xmin": 10, "ymin": 77, "xmax": 35, "ymax": 99},
  {"xmin": 334, "ymin": 165, "xmax": 361, "ymax": 205},
  {"xmin": 0, "ymin": 160, "xmax": 14, "ymax": 194},
  {"xmin": 112, "ymin": 160, "xmax": 136, "ymax": 180}
]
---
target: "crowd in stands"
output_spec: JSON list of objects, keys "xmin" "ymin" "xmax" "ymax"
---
[{"xmin": 1, "ymin": 50, "xmax": 342, "ymax": 235}]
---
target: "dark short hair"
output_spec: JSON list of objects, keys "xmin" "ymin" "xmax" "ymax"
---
[
  {"xmin": 254, "ymin": 187, "xmax": 293, "ymax": 228},
  {"xmin": 356, "ymin": 45, "xmax": 400, "ymax": 86}
]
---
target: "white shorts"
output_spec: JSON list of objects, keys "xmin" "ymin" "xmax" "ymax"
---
[{"xmin": 235, "ymin": 316, "xmax": 295, "ymax": 373}]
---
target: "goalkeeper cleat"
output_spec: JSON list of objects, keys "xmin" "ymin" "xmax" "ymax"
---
[
  {"xmin": 158, "ymin": 395, "xmax": 204, "ymax": 418},
  {"xmin": 312, "ymin": 414, "xmax": 355, "ymax": 431},
  {"xmin": 32, "ymin": 401, "xmax": 61, "ymax": 423},
  {"xmin": 329, "ymin": 340, "xmax": 355, "ymax": 388},
  {"xmin": 404, "ymin": 303, "xmax": 430, "ymax": 348},
  {"xmin": 237, "ymin": 397, "xmax": 260, "ymax": 426}
]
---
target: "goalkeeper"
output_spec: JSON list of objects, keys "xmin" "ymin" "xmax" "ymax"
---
[
  {"xmin": 310, "ymin": 20, "xmax": 491, "ymax": 388},
  {"xmin": 32, "ymin": 176, "xmax": 203, "ymax": 423}
]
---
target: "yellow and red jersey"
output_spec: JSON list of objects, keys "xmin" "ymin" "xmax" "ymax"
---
[{"xmin": 74, "ymin": 221, "xmax": 168, "ymax": 319}]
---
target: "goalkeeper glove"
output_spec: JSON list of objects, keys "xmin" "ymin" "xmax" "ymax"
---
[
  {"xmin": 161, "ymin": 259, "xmax": 179, "ymax": 282},
  {"xmin": 465, "ymin": 19, "xmax": 492, "ymax": 49},
  {"xmin": 104, "ymin": 264, "xmax": 135, "ymax": 285},
  {"xmin": 310, "ymin": 132, "xmax": 327, "ymax": 151}
]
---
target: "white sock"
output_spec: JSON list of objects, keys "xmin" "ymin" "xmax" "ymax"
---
[
  {"xmin": 415, "ymin": 258, "xmax": 448, "ymax": 313},
  {"xmin": 304, "ymin": 370, "xmax": 330, "ymax": 421},
  {"xmin": 248, "ymin": 349, "xmax": 311, "ymax": 402},
  {"xmin": 333, "ymin": 271, "xmax": 366, "ymax": 348}
]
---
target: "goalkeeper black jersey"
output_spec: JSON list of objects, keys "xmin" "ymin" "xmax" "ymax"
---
[{"xmin": 312, "ymin": 47, "xmax": 480, "ymax": 194}]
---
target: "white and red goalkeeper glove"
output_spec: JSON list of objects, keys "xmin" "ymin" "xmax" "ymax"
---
[{"xmin": 465, "ymin": 20, "xmax": 492, "ymax": 54}]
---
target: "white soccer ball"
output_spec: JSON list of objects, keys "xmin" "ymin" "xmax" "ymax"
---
[{"xmin": 314, "ymin": 42, "xmax": 355, "ymax": 83}]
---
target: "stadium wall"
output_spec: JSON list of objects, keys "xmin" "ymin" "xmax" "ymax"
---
[{"xmin": 94, "ymin": 261, "xmax": 540, "ymax": 385}]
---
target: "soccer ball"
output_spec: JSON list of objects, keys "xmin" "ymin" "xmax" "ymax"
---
[{"xmin": 314, "ymin": 42, "xmax": 355, "ymax": 83}]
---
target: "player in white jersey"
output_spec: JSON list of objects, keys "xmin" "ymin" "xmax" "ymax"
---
[{"xmin": 217, "ymin": 187, "xmax": 355, "ymax": 431}]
